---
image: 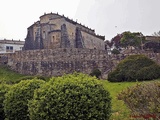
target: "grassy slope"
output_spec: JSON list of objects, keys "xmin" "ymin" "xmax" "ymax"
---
[
  {"xmin": 0, "ymin": 65, "xmax": 25, "ymax": 84},
  {"xmin": 102, "ymin": 81, "xmax": 137, "ymax": 120}
]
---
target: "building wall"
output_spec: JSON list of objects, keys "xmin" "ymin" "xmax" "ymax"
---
[
  {"xmin": 81, "ymin": 31, "xmax": 105, "ymax": 50},
  {"xmin": 24, "ymin": 13, "xmax": 105, "ymax": 50},
  {"xmin": 48, "ymin": 31, "xmax": 61, "ymax": 49},
  {"xmin": 0, "ymin": 43, "xmax": 23, "ymax": 53}
]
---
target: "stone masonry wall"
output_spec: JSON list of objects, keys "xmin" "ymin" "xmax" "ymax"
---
[
  {"xmin": 7, "ymin": 48, "xmax": 113, "ymax": 78},
  {"xmin": 5, "ymin": 48, "xmax": 160, "ymax": 79}
]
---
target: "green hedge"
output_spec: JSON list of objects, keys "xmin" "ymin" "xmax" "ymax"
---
[
  {"xmin": 108, "ymin": 55, "xmax": 160, "ymax": 82},
  {"xmin": 28, "ymin": 73, "xmax": 111, "ymax": 120},
  {"xmin": 0, "ymin": 84, "xmax": 10, "ymax": 120},
  {"xmin": 4, "ymin": 79, "xmax": 45, "ymax": 120}
]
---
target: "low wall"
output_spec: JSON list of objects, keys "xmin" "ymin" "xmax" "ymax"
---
[
  {"xmin": 7, "ymin": 48, "xmax": 113, "ymax": 78},
  {"xmin": 4, "ymin": 49, "xmax": 160, "ymax": 79}
]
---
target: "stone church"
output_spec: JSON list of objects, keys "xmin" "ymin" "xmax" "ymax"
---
[{"xmin": 24, "ymin": 13, "xmax": 105, "ymax": 50}]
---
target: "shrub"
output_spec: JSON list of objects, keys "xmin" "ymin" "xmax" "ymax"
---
[
  {"xmin": 0, "ymin": 84, "xmax": 10, "ymax": 120},
  {"xmin": 118, "ymin": 81, "xmax": 160, "ymax": 119},
  {"xmin": 28, "ymin": 73, "xmax": 111, "ymax": 120},
  {"xmin": 4, "ymin": 79, "xmax": 45, "ymax": 120},
  {"xmin": 18, "ymin": 76, "xmax": 49, "ymax": 82},
  {"xmin": 111, "ymin": 48, "xmax": 120, "ymax": 54},
  {"xmin": 90, "ymin": 68, "xmax": 102, "ymax": 78},
  {"xmin": 137, "ymin": 64, "xmax": 160, "ymax": 80},
  {"xmin": 108, "ymin": 55, "xmax": 160, "ymax": 82}
]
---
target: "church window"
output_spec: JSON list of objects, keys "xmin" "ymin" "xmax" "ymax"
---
[
  {"xmin": 52, "ymin": 36, "xmax": 55, "ymax": 43},
  {"xmin": 43, "ymin": 31, "xmax": 46, "ymax": 39}
]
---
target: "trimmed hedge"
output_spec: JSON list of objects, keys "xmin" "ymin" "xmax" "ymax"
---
[
  {"xmin": 108, "ymin": 55, "xmax": 160, "ymax": 82},
  {"xmin": 4, "ymin": 79, "xmax": 45, "ymax": 120},
  {"xmin": 0, "ymin": 84, "xmax": 10, "ymax": 120},
  {"xmin": 118, "ymin": 81, "xmax": 160, "ymax": 119},
  {"xmin": 28, "ymin": 73, "xmax": 111, "ymax": 120}
]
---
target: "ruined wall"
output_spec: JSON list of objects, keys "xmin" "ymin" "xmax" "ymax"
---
[{"xmin": 7, "ymin": 48, "xmax": 112, "ymax": 78}]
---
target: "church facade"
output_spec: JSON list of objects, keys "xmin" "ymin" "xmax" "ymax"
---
[{"xmin": 24, "ymin": 13, "xmax": 105, "ymax": 50}]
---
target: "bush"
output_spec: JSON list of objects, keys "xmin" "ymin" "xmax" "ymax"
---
[
  {"xmin": 90, "ymin": 68, "xmax": 102, "ymax": 78},
  {"xmin": 118, "ymin": 81, "xmax": 160, "ymax": 119},
  {"xmin": 137, "ymin": 64, "xmax": 160, "ymax": 80},
  {"xmin": 18, "ymin": 76, "xmax": 49, "ymax": 82},
  {"xmin": 108, "ymin": 55, "xmax": 160, "ymax": 82},
  {"xmin": 28, "ymin": 73, "xmax": 111, "ymax": 120},
  {"xmin": 0, "ymin": 84, "xmax": 10, "ymax": 120},
  {"xmin": 4, "ymin": 79, "xmax": 45, "ymax": 120},
  {"xmin": 111, "ymin": 48, "xmax": 120, "ymax": 54}
]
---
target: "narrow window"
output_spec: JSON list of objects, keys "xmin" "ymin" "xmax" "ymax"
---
[
  {"xmin": 51, "ymin": 36, "xmax": 55, "ymax": 43},
  {"xmin": 43, "ymin": 31, "xmax": 46, "ymax": 39}
]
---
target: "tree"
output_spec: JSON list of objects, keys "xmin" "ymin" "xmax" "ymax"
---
[
  {"xmin": 111, "ymin": 48, "xmax": 120, "ymax": 55},
  {"xmin": 152, "ymin": 30, "xmax": 160, "ymax": 36},
  {"xmin": 111, "ymin": 34, "xmax": 122, "ymax": 50},
  {"xmin": 143, "ymin": 41, "xmax": 160, "ymax": 53},
  {"xmin": 120, "ymin": 31, "xmax": 144, "ymax": 50}
]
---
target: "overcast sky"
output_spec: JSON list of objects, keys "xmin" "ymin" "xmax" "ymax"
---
[{"xmin": 0, "ymin": 0, "xmax": 160, "ymax": 40}]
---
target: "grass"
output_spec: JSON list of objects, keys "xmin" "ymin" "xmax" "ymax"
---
[
  {"xmin": 102, "ymin": 81, "xmax": 137, "ymax": 120},
  {"xmin": 0, "ymin": 65, "xmax": 25, "ymax": 84},
  {"xmin": 0, "ymin": 65, "xmax": 49, "ymax": 84}
]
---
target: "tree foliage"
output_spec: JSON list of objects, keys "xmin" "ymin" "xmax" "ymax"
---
[
  {"xmin": 152, "ymin": 30, "xmax": 160, "ymax": 36},
  {"xmin": 28, "ymin": 73, "xmax": 111, "ymax": 120},
  {"xmin": 144, "ymin": 41, "xmax": 160, "ymax": 53},
  {"xmin": 108, "ymin": 55, "xmax": 160, "ymax": 82},
  {"xmin": 4, "ymin": 79, "xmax": 45, "ymax": 120},
  {"xmin": 111, "ymin": 48, "xmax": 120, "ymax": 54},
  {"xmin": 120, "ymin": 31, "xmax": 144, "ymax": 49}
]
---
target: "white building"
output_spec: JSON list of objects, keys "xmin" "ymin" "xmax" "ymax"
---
[{"xmin": 0, "ymin": 39, "xmax": 24, "ymax": 54}]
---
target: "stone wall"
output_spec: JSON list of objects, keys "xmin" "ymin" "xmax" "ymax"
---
[
  {"xmin": 4, "ymin": 48, "xmax": 160, "ymax": 79},
  {"xmin": 7, "ymin": 48, "xmax": 113, "ymax": 78},
  {"xmin": 110, "ymin": 52, "xmax": 160, "ymax": 69}
]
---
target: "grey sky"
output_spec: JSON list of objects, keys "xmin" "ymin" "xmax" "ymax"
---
[
  {"xmin": 76, "ymin": 0, "xmax": 160, "ymax": 40},
  {"xmin": 0, "ymin": 0, "xmax": 160, "ymax": 40}
]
